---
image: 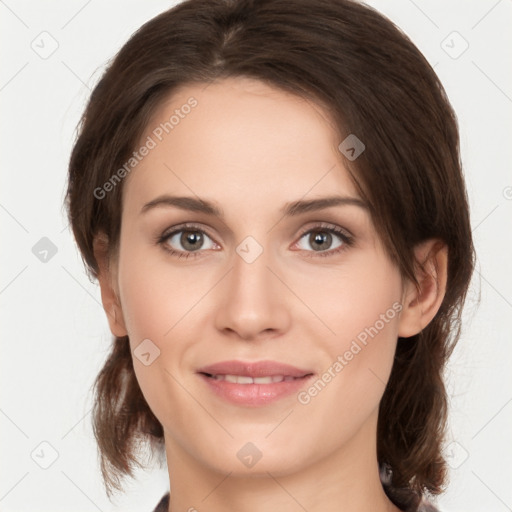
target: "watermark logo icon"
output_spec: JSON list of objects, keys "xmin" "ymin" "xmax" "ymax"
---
[
  {"xmin": 444, "ymin": 440, "xmax": 469, "ymax": 469},
  {"xmin": 133, "ymin": 338, "xmax": 161, "ymax": 366},
  {"xmin": 237, "ymin": 442, "xmax": 263, "ymax": 468},
  {"xmin": 441, "ymin": 31, "xmax": 469, "ymax": 60},
  {"xmin": 30, "ymin": 441, "xmax": 59, "ymax": 469},
  {"xmin": 338, "ymin": 134, "xmax": 365, "ymax": 161},
  {"xmin": 236, "ymin": 236, "xmax": 263, "ymax": 264},
  {"xmin": 32, "ymin": 237, "xmax": 58, "ymax": 263},
  {"xmin": 31, "ymin": 31, "xmax": 59, "ymax": 60}
]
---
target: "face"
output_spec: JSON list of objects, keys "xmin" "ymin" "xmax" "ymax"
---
[{"xmin": 112, "ymin": 77, "xmax": 407, "ymax": 477}]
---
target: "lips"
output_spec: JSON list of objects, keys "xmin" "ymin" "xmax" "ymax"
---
[
  {"xmin": 208, "ymin": 374, "xmax": 298, "ymax": 384},
  {"xmin": 197, "ymin": 360, "xmax": 313, "ymax": 379},
  {"xmin": 197, "ymin": 360, "xmax": 314, "ymax": 406}
]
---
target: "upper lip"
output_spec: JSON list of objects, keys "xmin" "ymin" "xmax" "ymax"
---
[{"xmin": 197, "ymin": 360, "xmax": 314, "ymax": 378}]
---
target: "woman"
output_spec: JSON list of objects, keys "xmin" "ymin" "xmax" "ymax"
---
[{"xmin": 65, "ymin": 0, "xmax": 475, "ymax": 510}]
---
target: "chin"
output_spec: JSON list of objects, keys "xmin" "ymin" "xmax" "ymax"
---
[{"xmin": 189, "ymin": 434, "xmax": 315, "ymax": 478}]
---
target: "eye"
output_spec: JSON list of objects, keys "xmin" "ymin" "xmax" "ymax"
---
[
  {"xmin": 157, "ymin": 222, "xmax": 353, "ymax": 260},
  {"xmin": 158, "ymin": 224, "xmax": 218, "ymax": 258},
  {"xmin": 295, "ymin": 224, "xmax": 353, "ymax": 257}
]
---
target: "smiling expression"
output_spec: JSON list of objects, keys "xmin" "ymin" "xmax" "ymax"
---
[{"xmin": 110, "ymin": 76, "xmax": 408, "ymax": 477}]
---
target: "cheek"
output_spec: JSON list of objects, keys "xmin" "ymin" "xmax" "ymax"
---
[
  {"xmin": 116, "ymin": 236, "xmax": 192, "ymax": 343},
  {"xmin": 118, "ymin": 267, "xmax": 170, "ymax": 344},
  {"xmin": 115, "ymin": 238, "xmax": 214, "ymax": 398},
  {"xmin": 115, "ymin": 249, "xmax": 189, "ymax": 419},
  {"xmin": 293, "ymin": 249, "xmax": 403, "ymax": 351},
  {"xmin": 299, "ymin": 257, "xmax": 402, "ymax": 421}
]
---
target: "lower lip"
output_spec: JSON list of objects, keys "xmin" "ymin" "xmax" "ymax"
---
[{"xmin": 198, "ymin": 374, "xmax": 314, "ymax": 407}]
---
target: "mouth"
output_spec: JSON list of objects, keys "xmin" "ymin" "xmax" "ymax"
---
[
  {"xmin": 197, "ymin": 359, "xmax": 313, "ymax": 378},
  {"xmin": 196, "ymin": 360, "xmax": 314, "ymax": 406},
  {"xmin": 199, "ymin": 373, "xmax": 308, "ymax": 384}
]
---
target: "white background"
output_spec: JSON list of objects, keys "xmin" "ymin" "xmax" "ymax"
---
[{"xmin": 1, "ymin": 1, "xmax": 511, "ymax": 511}]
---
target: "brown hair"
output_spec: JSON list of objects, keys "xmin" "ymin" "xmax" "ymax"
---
[{"xmin": 65, "ymin": 0, "xmax": 475, "ymax": 509}]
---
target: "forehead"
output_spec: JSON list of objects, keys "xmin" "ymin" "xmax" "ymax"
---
[{"xmin": 123, "ymin": 77, "xmax": 360, "ymax": 215}]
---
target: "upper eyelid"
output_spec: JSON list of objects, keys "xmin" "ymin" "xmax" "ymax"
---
[
  {"xmin": 296, "ymin": 222, "xmax": 353, "ymax": 238},
  {"xmin": 161, "ymin": 222, "xmax": 214, "ymax": 238}
]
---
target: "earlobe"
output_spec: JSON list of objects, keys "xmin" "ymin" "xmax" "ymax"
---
[
  {"xmin": 93, "ymin": 232, "xmax": 128, "ymax": 338},
  {"xmin": 398, "ymin": 240, "xmax": 448, "ymax": 338}
]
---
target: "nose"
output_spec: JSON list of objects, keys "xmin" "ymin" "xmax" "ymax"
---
[{"xmin": 213, "ymin": 242, "xmax": 291, "ymax": 341}]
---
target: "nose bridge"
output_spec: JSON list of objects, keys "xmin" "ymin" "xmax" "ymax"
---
[
  {"xmin": 232, "ymin": 240, "xmax": 272, "ymax": 298},
  {"xmin": 214, "ymin": 236, "xmax": 290, "ymax": 339}
]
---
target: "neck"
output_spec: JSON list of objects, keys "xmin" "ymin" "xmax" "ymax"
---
[{"xmin": 163, "ymin": 412, "xmax": 400, "ymax": 512}]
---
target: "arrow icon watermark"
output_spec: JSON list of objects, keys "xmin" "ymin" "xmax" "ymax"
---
[{"xmin": 338, "ymin": 134, "xmax": 365, "ymax": 161}]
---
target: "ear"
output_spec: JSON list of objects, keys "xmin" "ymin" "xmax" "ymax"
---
[
  {"xmin": 93, "ymin": 232, "xmax": 128, "ymax": 337},
  {"xmin": 398, "ymin": 239, "xmax": 448, "ymax": 338}
]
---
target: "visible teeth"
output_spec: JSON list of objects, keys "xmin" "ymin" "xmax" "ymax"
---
[
  {"xmin": 210, "ymin": 374, "xmax": 297, "ymax": 384},
  {"xmin": 253, "ymin": 376, "xmax": 273, "ymax": 384},
  {"xmin": 235, "ymin": 375, "xmax": 254, "ymax": 384}
]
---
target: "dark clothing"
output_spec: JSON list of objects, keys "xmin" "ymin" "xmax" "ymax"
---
[
  {"xmin": 152, "ymin": 493, "xmax": 169, "ymax": 512},
  {"xmin": 151, "ymin": 492, "xmax": 440, "ymax": 511}
]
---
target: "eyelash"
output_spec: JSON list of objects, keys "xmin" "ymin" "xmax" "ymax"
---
[{"xmin": 156, "ymin": 222, "xmax": 354, "ymax": 260}]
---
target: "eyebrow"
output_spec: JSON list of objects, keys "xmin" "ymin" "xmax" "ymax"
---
[{"xmin": 140, "ymin": 194, "xmax": 368, "ymax": 218}]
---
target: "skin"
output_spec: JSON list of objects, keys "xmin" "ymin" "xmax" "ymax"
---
[{"xmin": 94, "ymin": 77, "xmax": 447, "ymax": 512}]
